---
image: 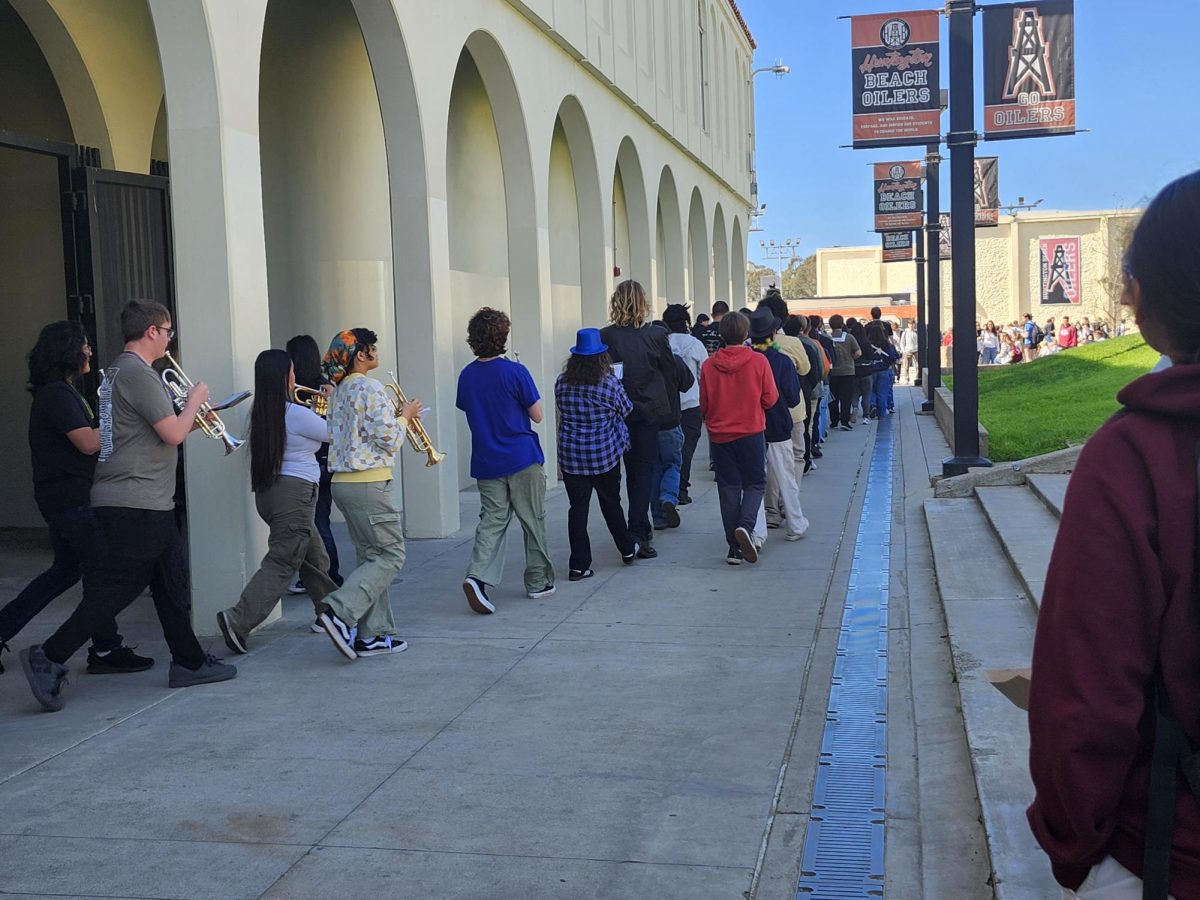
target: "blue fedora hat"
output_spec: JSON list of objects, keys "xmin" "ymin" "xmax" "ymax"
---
[{"xmin": 570, "ymin": 328, "xmax": 608, "ymax": 356}]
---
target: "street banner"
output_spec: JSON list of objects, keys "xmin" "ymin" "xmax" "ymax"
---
[
  {"xmin": 983, "ymin": 1, "xmax": 1076, "ymax": 140},
  {"xmin": 938, "ymin": 213, "xmax": 952, "ymax": 260},
  {"xmin": 874, "ymin": 161, "xmax": 924, "ymax": 231},
  {"xmin": 1039, "ymin": 236, "xmax": 1081, "ymax": 304},
  {"xmin": 851, "ymin": 10, "xmax": 941, "ymax": 148},
  {"xmin": 882, "ymin": 230, "xmax": 916, "ymax": 263},
  {"xmin": 974, "ymin": 157, "xmax": 1000, "ymax": 227}
]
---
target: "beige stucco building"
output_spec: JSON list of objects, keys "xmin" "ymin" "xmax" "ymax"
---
[
  {"xmin": 1, "ymin": 0, "xmax": 757, "ymax": 628},
  {"xmin": 815, "ymin": 209, "xmax": 1142, "ymax": 328}
]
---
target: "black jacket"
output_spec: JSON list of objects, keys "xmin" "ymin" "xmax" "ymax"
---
[
  {"xmin": 757, "ymin": 346, "xmax": 802, "ymax": 443},
  {"xmin": 659, "ymin": 353, "xmax": 696, "ymax": 429},
  {"xmin": 600, "ymin": 323, "xmax": 679, "ymax": 425}
]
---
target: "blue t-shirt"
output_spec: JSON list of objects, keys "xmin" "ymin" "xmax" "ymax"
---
[
  {"xmin": 1024, "ymin": 321, "xmax": 1037, "ymax": 347},
  {"xmin": 456, "ymin": 357, "xmax": 544, "ymax": 480}
]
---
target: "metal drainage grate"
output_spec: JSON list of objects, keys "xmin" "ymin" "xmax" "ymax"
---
[{"xmin": 797, "ymin": 413, "xmax": 895, "ymax": 898}]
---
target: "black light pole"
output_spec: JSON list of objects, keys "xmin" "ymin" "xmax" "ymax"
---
[
  {"xmin": 943, "ymin": 0, "xmax": 991, "ymax": 476},
  {"xmin": 923, "ymin": 144, "xmax": 941, "ymax": 412},
  {"xmin": 914, "ymin": 233, "xmax": 926, "ymax": 388}
]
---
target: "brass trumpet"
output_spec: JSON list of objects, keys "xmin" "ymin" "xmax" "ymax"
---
[
  {"xmin": 161, "ymin": 351, "xmax": 245, "ymax": 455},
  {"xmin": 385, "ymin": 371, "xmax": 445, "ymax": 467},
  {"xmin": 292, "ymin": 384, "xmax": 329, "ymax": 417}
]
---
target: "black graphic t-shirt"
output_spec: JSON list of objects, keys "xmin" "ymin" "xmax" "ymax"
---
[{"xmin": 29, "ymin": 380, "xmax": 98, "ymax": 517}]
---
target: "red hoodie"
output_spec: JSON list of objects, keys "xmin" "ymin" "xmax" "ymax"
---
[
  {"xmin": 1028, "ymin": 364, "xmax": 1200, "ymax": 898},
  {"xmin": 699, "ymin": 345, "xmax": 778, "ymax": 443}
]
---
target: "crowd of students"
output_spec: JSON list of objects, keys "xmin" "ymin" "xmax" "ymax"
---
[{"xmin": 973, "ymin": 313, "xmax": 1124, "ymax": 367}]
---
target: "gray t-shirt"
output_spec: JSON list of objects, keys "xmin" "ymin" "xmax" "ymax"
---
[{"xmin": 91, "ymin": 351, "xmax": 178, "ymax": 511}]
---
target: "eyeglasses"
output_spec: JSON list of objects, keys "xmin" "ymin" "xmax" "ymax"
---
[{"xmin": 156, "ymin": 325, "xmax": 176, "ymax": 341}]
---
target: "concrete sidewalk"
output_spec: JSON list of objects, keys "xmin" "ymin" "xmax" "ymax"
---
[{"xmin": 1, "ymin": 420, "xmax": 881, "ymax": 900}]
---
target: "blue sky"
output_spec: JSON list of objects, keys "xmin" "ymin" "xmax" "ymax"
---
[{"xmin": 737, "ymin": 0, "xmax": 1200, "ymax": 266}]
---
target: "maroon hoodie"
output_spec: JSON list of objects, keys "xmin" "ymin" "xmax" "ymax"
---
[{"xmin": 1028, "ymin": 364, "xmax": 1200, "ymax": 898}]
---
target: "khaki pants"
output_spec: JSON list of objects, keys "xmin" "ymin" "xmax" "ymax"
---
[
  {"xmin": 323, "ymin": 479, "xmax": 405, "ymax": 638},
  {"xmin": 467, "ymin": 463, "xmax": 554, "ymax": 592},
  {"xmin": 223, "ymin": 476, "xmax": 336, "ymax": 640}
]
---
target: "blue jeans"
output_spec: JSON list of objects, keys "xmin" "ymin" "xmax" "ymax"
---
[
  {"xmin": 0, "ymin": 505, "xmax": 120, "ymax": 651},
  {"xmin": 711, "ymin": 434, "xmax": 767, "ymax": 548},
  {"xmin": 981, "ymin": 346, "xmax": 998, "ymax": 365},
  {"xmin": 818, "ymin": 386, "xmax": 830, "ymax": 438},
  {"xmin": 650, "ymin": 426, "xmax": 685, "ymax": 524},
  {"xmin": 871, "ymin": 369, "xmax": 894, "ymax": 416}
]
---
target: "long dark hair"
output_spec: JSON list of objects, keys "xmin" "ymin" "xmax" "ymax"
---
[
  {"xmin": 249, "ymin": 349, "xmax": 292, "ymax": 493},
  {"xmin": 28, "ymin": 320, "xmax": 88, "ymax": 393},
  {"xmin": 1126, "ymin": 170, "xmax": 1200, "ymax": 358},
  {"xmin": 286, "ymin": 334, "xmax": 325, "ymax": 388},
  {"xmin": 847, "ymin": 318, "xmax": 868, "ymax": 347},
  {"xmin": 562, "ymin": 351, "xmax": 613, "ymax": 386}
]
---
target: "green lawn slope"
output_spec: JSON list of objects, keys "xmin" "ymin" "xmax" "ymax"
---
[{"xmin": 947, "ymin": 334, "xmax": 1159, "ymax": 461}]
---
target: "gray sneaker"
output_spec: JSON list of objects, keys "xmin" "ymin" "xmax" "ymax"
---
[
  {"xmin": 21, "ymin": 645, "xmax": 69, "ymax": 712},
  {"xmin": 168, "ymin": 653, "xmax": 237, "ymax": 689}
]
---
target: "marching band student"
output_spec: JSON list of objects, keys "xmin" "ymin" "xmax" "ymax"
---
[
  {"xmin": 216, "ymin": 350, "xmax": 339, "ymax": 653},
  {"xmin": 0, "ymin": 321, "xmax": 151, "ymax": 676},
  {"xmin": 458, "ymin": 308, "xmax": 555, "ymax": 614},
  {"xmin": 21, "ymin": 300, "xmax": 236, "ymax": 711},
  {"xmin": 315, "ymin": 329, "xmax": 420, "ymax": 659},
  {"xmin": 286, "ymin": 334, "xmax": 342, "ymax": 591}
]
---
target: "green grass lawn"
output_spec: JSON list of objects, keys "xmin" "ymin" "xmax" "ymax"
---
[{"xmin": 945, "ymin": 334, "xmax": 1159, "ymax": 461}]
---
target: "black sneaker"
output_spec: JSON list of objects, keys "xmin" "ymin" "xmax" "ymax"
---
[
  {"xmin": 528, "ymin": 584, "xmax": 556, "ymax": 599},
  {"xmin": 622, "ymin": 544, "xmax": 638, "ymax": 565},
  {"xmin": 677, "ymin": 493, "xmax": 693, "ymax": 506},
  {"xmin": 319, "ymin": 610, "xmax": 358, "ymax": 659},
  {"xmin": 568, "ymin": 568, "xmax": 594, "ymax": 582},
  {"xmin": 661, "ymin": 500, "xmax": 681, "ymax": 528},
  {"xmin": 812, "ymin": 447, "xmax": 824, "ymax": 459},
  {"xmin": 216, "ymin": 610, "xmax": 247, "ymax": 655},
  {"xmin": 636, "ymin": 543, "xmax": 658, "ymax": 559},
  {"xmin": 168, "ymin": 653, "xmax": 237, "ymax": 688},
  {"xmin": 86, "ymin": 645, "xmax": 155, "ymax": 674},
  {"xmin": 726, "ymin": 546, "xmax": 743, "ymax": 566},
  {"xmin": 21, "ymin": 645, "xmax": 69, "ymax": 711},
  {"xmin": 353, "ymin": 635, "xmax": 408, "ymax": 657},
  {"xmin": 463, "ymin": 577, "xmax": 495, "ymax": 615},
  {"xmin": 734, "ymin": 527, "xmax": 758, "ymax": 564}
]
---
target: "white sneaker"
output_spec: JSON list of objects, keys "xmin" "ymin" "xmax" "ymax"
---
[{"xmin": 786, "ymin": 516, "xmax": 811, "ymax": 542}]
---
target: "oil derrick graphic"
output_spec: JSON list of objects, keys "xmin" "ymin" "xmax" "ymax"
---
[
  {"xmin": 974, "ymin": 161, "xmax": 990, "ymax": 211},
  {"xmin": 1046, "ymin": 244, "xmax": 1073, "ymax": 301},
  {"xmin": 1003, "ymin": 9, "xmax": 1057, "ymax": 99}
]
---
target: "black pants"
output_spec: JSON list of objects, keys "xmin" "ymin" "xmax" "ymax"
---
[
  {"xmin": 623, "ymin": 419, "xmax": 660, "ymax": 545},
  {"xmin": 0, "ymin": 506, "xmax": 120, "ymax": 651},
  {"xmin": 42, "ymin": 508, "xmax": 204, "ymax": 668},
  {"xmin": 311, "ymin": 454, "xmax": 343, "ymax": 586},
  {"xmin": 564, "ymin": 465, "xmax": 635, "ymax": 571},
  {"xmin": 802, "ymin": 403, "xmax": 814, "ymax": 464},
  {"xmin": 829, "ymin": 374, "xmax": 856, "ymax": 427},
  {"xmin": 712, "ymin": 434, "xmax": 767, "ymax": 548},
  {"xmin": 678, "ymin": 407, "xmax": 703, "ymax": 496}
]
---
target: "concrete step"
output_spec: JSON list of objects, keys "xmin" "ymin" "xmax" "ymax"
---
[
  {"xmin": 924, "ymin": 498, "xmax": 1057, "ymax": 900},
  {"xmin": 975, "ymin": 486, "xmax": 1060, "ymax": 610},
  {"xmin": 1026, "ymin": 473, "xmax": 1070, "ymax": 520}
]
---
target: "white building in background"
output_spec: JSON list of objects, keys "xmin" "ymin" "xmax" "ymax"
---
[{"xmin": 0, "ymin": 0, "xmax": 756, "ymax": 628}]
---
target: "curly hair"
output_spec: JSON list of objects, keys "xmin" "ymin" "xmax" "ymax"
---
[
  {"xmin": 467, "ymin": 308, "xmax": 511, "ymax": 358},
  {"xmin": 561, "ymin": 351, "xmax": 613, "ymax": 386},
  {"xmin": 28, "ymin": 320, "xmax": 89, "ymax": 393},
  {"xmin": 609, "ymin": 279, "xmax": 648, "ymax": 327}
]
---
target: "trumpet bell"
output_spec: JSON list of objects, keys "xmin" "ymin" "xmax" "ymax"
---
[{"xmin": 221, "ymin": 432, "xmax": 245, "ymax": 456}]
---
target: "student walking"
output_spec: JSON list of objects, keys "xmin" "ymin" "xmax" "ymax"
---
[
  {"xmin": 0, "ymin": 322, "xmax": 151, "ymax": 676},
  {"xmin": 867, "ymin": 328, "xmax": 899, "ymax": 417},
  {"xmin": 554, "ymin": 328, "xmax": 638, "ymax": 580},
  {"xmin": 21, "ymin": 301, "xmax": 235, "ymax": 711},
  {"xmin": 216, "ymin": 350, "xmax": 339, "ymax": 653},
  {"xmin": 458, "ymin": 308, "xmax": 555, "ymax": 614},
  {"xmin": 699, "ymin": 312, "xmax": 778, "ymax": 565},
  {"xmin": 661, "ymin": 304, "xmax": 707, "ymax": 506},
  {"xmin": 899, "ymin": 321, "xmax": 920, "ymax": 383},
  {"xmin": 316, "ymin": 328, "xmax": 419, "ymax": 658},
  {"xmin": 749, "ymin": 309, "xmax": 809, "ymax": 542},
  {"xmin": 826, "ymin": 315, "xmax": 862, "ymax": 430}
]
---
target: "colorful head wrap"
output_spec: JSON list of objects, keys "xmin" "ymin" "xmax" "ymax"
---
[{"xmin": 322, "ymin": 330, "xmax": 359, "ymax": 385}]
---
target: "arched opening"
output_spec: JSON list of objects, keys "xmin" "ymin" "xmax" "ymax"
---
[
  {"xmin": 712, "ymin": 203, "xmax": 730, "ymax": 308},
  {"xmin": 447, "ymin": 32, "xmax": 539, "ymax": 487},
  {"xmin": 653, "ymin": 166, "xmax": 683, "ymax": 316},
  {"xmin": 260, "ymin": 0, "xmax": 394, "ymax": 380},
  {"xmin": 731, "ymin": 216, "xmax": 747, "ymax": 308},
  {"xmin": 687, "ymin": 187, "xmax": 711, "ymax": 314},
  {"xmin": 612, "ymin": 137, "xmax": 650, "ymax": 290},
  {"xmin": 0, "ymin": 0, "xmax": 165, "ymax": 529},
  {"xmin": 549, "ymin": 96, "xmax": 605, "ymax": 346}
]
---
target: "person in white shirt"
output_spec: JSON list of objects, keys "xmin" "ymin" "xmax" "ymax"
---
[
  {"xmin": 661, "ymin": 304, "xmax": 708, "ymax": 505},
  {"xmin": 899, "ymin": 321, "xmax": 919, "ymax": 384},
  {"xmin": 217, "ymin": 349, "xmax": 340, "ymax": 653}
]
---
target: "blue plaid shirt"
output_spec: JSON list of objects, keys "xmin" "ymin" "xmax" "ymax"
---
[{"xmin": 554, "ymin": 372, "xmax": 633, "ymax": 476}]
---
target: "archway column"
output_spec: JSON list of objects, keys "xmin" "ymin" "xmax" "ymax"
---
[{"xmin": 149, "ymin": 0, "xmax": 271, "ymax": 633}]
